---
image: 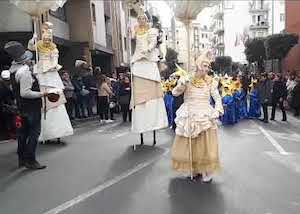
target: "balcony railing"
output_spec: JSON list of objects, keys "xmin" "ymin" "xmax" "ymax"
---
[
  {"xmin": 214, "ymin": 28, "xmax": 224, "ymax": 35},
  {"xmin": 249, "ymin": 2, "xmax": 269, "ymax": 13},
  {"xmin": 250, "ymin": 21, "xmax": 269, "ymax": 30}
]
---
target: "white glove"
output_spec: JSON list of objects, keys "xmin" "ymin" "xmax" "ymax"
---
[{"xmin": 178, "ymin": 76, "xmax": 189, "ymax": 85}]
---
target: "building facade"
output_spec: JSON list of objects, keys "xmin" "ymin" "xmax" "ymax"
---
[
  {"xmin": 210, "ymin": 0, "xmax": 285, "ymax": 64},
  {"xmin": 0, "ymin": 0, "xmax": 128, "ymax": 75},
  {"xmin": 283, "ymin": 0, "xmax": 300, "ymax": 75}
]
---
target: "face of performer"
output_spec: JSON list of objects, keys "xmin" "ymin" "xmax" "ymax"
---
[
  {"xmin": 196, "ymin": 61, "xmax": 210, "ymax": 77},
  {"xmin": 137, "ymin": 15, "xmax": 147, "ymax": 27},
  {"xmin": 43, "ymin": 36, "xmax": 52, "ymax": 47}
]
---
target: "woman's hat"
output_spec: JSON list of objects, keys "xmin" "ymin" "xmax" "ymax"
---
[{"xmin": 4, "ymin": 41, "xmax": 33, "ymax": 64}]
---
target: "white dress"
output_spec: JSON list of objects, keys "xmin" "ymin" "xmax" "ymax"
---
[
  {"xmin": 131, "ymin": 28, "xmax": 168, "ymax": 133},
  {"xmin": 32, "ymin": 45, "xmax": 73, "ymax": 141}
]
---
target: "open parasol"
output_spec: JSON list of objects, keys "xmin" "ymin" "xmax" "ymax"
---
[{"xmin": 10, "ymin": 0, "xmax": 67, "ymax": 62}]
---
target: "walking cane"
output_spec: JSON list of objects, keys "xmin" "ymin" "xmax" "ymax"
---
[{"xmin": 185, "ymin": 21, "xmax": 193, "ymax": 180}]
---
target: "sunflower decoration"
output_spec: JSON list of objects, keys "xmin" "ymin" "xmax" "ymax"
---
[
  {"xmin": 161, "ymin": 65, "xmax": 188, "ymax": 92},
  {"xmin": 249, "ymin": 78, "xmax": 258, "ymax": 89}
]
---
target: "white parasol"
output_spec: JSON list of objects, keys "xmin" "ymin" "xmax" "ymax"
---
[
  {"xmin": 10, "ymin": 0, "xmax": 67, "ymax": 62},
  {"xmin": 173, "ymin": 0, "xmax": 220, "ymax": 180}
]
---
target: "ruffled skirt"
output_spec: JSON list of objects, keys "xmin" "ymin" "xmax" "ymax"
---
[
  {"xmin": 174, "ymin": 103, "xmax": 219, "ymax": 138},
  {"xmin": 171, "ymin": 128, "xmax": 221, "ymax": 174}
]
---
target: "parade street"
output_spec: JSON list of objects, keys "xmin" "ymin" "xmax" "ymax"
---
[{"xmin": 0, "ymin": 112, "xmax": 299, "ymax": 214}]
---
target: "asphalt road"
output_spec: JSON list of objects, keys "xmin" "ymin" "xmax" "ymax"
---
[{"xmin": 0, "ymin": 111, "xmax": 300, "ymax": 214}]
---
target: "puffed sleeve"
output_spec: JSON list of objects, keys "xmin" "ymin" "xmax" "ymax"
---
[
  {"xmin": 172, "ymin": 77, "xmax": 187, "ymax": 97},
  {"xmin": 147, "ymin": 28, "xmax": 158, "ymax": 53},
  {"xmin": 210, "ymin": 80, "xmax": 224, "ymax": 115}
]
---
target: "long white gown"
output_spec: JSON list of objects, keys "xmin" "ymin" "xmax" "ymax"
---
[
  {"xmin": 30, "ymin": 42, "xmax": 73, "ymax": 141},
  {"xmin": 131, "ymin": 28, "xmax": 168, "ymax": 133}
]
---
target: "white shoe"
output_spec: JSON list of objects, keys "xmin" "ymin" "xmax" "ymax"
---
[
  {"xmin": 106, "ymin": 119, "xmax": 114, "ymax": 123},
  {"xmin": 202, "ymin": 174, "xmax": 213, "ymax": 183}
]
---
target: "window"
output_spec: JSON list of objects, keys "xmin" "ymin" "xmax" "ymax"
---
[
  {"xmin": 105, "ymin": 16, "xmax": 111, "ymax": 35},
  {"xmin": 252, "ymin": 15, "xmax": 256, "ymax": 24},
  {"xmin": 194, "ymin": 27, "xmax": 199, "ymax": 37},
  {"xmin": 49, "ymin": 6, "xmax": 66, "ymax": 22},
  {"xmin": 92, "ymin": 3, "xmax": 96, "ymax": 23},
  {"xmin": 124, "ymin": 37, "xmax": 127, "ymax": 51},
  {"xmin": 280, "ymin": 13, "xmax": 285, "ymax": 22}
]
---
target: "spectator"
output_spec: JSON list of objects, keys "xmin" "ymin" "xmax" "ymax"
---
[
  {"xmin": 286, "ymin": 74, "xmax": 297, "ymax": 105},
  {"xmin": 72, "ymin": 75, "xmax": 88, "ymax": 118},
  {"xmin": 291, "ymin": 75, "xmax": 300, "ymax": 117},
  {"xmin": 0, "ymin": 70, "xmax": 15, "ymax": 139},
  {"xmin": 119, "ymin": 76, "xmax": 132, "ymax": 122},
  {"xmin": 97, "ymin": 74, "xmax": 114, "ymax": 123},
  {"xmin": 62, "ymin": 71, "xmax": 75, "ymax": 120},
  {"xmin": 257, "ymin": 73, "xmax": 273, "ymax": 123},
  {"xmin": 271, "ymin": 74, "xmax": 287, "ymax": 121},
  {"xmin": 81, "ymin": 64, "xmax": 96, "ymax": 117}
]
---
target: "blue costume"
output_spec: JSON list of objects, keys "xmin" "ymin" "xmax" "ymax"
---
[
  {"xmin": 164, "ymin": 92, "xmax": 175, "ymax": 127},
  {"xmin": 248, "ymin": 88, "xmax": 261, "ymax": 118},
  {"xmin": 238, "ymin": 89, "xmax": 248, "ymax": 119},
  {"xmin": 232, "ymin": 90, "xmax": 241, "ymax": 121},
  {"xmin": 221, "ymin": 93, "xmax": 237, "ymax": 125}
]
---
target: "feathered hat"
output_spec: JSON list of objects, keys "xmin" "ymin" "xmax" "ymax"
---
[{"xmin": 195, "ymin": 50, "xmax": 213, "ymax": 67}]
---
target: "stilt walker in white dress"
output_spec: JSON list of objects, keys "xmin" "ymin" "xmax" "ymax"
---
[
  {"xmin": 130, "ymin": 8, "xmax": 168, "ymax": 146},
  {"xmin": 28, "ymin": 22, "xmax": 73, "ymax": 142}
]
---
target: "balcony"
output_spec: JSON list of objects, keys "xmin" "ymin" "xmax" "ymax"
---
[
  {"xmin": 214, "ymin": 11, "xmax": 224, "ymax": 19},
  {"xmin": 249, "ymin": 21, "xmax": 269, "ymax": 30},
  {"xmin": 106, "ymin": 34, "xmax": 112, "ymax": 49},
  {"xmin": 249, "ymin": 2, "xmax": 269, "ymax": 13},
  {"xmin": 214, "ymin": 28, "xmax": 224, "ymax": 35},
  {"xmin": 216, "ymin": 43, "xmax": 225, "ymax": 49}
]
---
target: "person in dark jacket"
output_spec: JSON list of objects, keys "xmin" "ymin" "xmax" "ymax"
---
[
  {"xmin": 291, "ymin": 75, "xmax": 300, "ymax": 117},
  {"xmin": 72, "ymin": 75, "xmax": 87, "ymax": 118},
  {"xmin": 119, "ymin": 76, "xmax": 132, "ymax": 122},
  {"xmin": 271, "ymin": 74, "xmax": 287, "ymax": 121},
  {"xmin": 4, "ymin": 41, "xmax": 47, "ymax": 170},
  {"xmin": 257, "ymin": 73, "xmax": 273, "ymax": 123},
  {"xmin": 81, "ymin": 65, "xmax": 96, "ymax": 117}
]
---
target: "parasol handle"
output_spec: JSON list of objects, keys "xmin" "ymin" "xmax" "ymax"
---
[{"xmin": 32, "ymin": 16, "xmax": 39, "ymax": 63}]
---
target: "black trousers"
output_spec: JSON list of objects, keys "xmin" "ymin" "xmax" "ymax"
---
[
  {"xmin": 262, "ymin": 103, "xmax": 269, "ymax": 121},
  {"xmin": 98, "ymin": 96, "xmax": 109, "ymax": 120},
  {"xmin": 65, "ymin": 98, "xmax": 75, "ymax": 119},
  {"xmin": 17, "ymin": 112, "xmax": 41, "ymax": 163},
  {"xmin": 121, "ymin": 104, "xmax": 132, "ymax": 122},
  {"xmin": 271, "ymin": 100, "xmax": 287, "ymax": 120}
]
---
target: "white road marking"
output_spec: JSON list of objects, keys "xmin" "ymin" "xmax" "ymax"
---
[
  {"xmin": 253, "ymin": 121, "xmax": 289, "ymax": 155},
  {"xmin": 43, "ymin": 148, "xmax": 169, "ymax": 214},
  {"xmin": 265, "ymin": 151, "xmax": 300, "ymax": 174},
  {"xmin": 112, "ymin": 132, "xmax": 129, "ymax": 139}
]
